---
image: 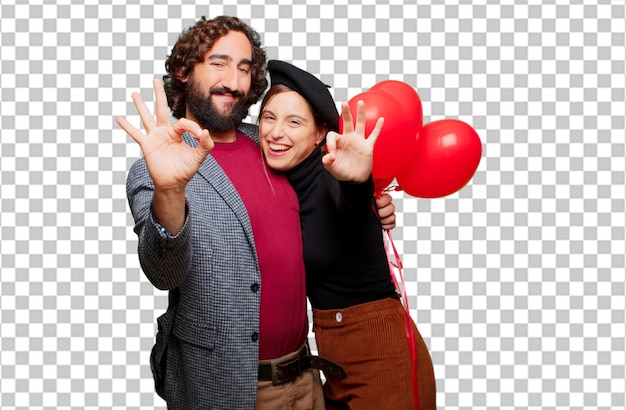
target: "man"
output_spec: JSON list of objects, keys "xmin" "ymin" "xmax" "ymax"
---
[{"xmin": 116, "ymin": 16, "xmax": 396, "ymax": 409}]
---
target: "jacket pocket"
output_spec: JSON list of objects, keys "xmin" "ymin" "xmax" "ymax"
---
[
  {"xmin": 151, "ymin": 306, "xmax": 177, "ymax": 399},
  {"xmin": 172, "ymin": 316, "xmax": 217, "ymax": 350}
]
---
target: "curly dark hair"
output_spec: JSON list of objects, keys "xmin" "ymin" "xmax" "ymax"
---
[{"xmin": 163, "ymin": 16, "xmax": 268, "ymax": 119}]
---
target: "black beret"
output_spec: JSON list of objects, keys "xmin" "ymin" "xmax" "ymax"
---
[{"xmin": 267, "ymin": 60, "xmax": 339, "ymax": 132}]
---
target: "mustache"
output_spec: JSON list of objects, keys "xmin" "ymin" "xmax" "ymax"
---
[{"xmin": 210, "ymin": 87, "xmax": 244, "ymax": 100}]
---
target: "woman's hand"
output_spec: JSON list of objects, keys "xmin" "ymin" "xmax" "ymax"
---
[{"xmin": 322, "ymin": 100, "xmax": 384, "ymax": 182}]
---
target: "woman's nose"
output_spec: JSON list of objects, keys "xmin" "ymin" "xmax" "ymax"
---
[{"xmin": 268, "ymin": 122, "xmax": 286, "ymax": 140}]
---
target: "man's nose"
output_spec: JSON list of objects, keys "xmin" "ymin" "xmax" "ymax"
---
[{"xmin": 222, "ymin": 67, "xmax": 240, "ymax": 94}]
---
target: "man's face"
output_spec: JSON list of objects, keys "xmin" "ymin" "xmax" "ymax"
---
[{"xmin": 184, "ymin": 31, "xmax": 253, "ymax": 134}]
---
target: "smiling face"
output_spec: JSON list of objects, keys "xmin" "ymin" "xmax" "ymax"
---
[
  {"xmin": 183, "ymin": 30, "xmax": 253, "ymax": 138},
  {"xmin": 259, "ymin": 89, "xmax": 326, "ymax": 172}
]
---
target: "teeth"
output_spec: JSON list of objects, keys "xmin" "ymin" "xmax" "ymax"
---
[{"xmin": 269, "ymin": 143, "xmax": 289, "ymax": 151}]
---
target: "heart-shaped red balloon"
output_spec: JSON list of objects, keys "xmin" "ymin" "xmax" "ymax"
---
[
  {"xmin": 396, "ymin": 119, "xmax": 482, "ymax": 198},
  {"xmin": 340, "ymin": 87, "xmax": 420, "ymax": 179}
]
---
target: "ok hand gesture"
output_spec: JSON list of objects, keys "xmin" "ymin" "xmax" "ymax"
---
[
  {"xmin": 116, "ymin": 78, "xmax": 214, "ymax": 192},
  {"xmin": 322, "ymin": 100, "xmax": 384, "ymax": 182}
]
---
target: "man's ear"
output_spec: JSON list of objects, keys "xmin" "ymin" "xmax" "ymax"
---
[{"xmin": 177, "ymin": 68, "xmax": 189, "ymax": 83}]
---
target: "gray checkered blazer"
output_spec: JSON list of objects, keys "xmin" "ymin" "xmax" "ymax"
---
[{"xmin": 126, "ymin": 124, "xmax": 263, "ymax": 409}]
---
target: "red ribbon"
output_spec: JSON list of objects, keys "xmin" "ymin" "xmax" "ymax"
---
[{"xmin": 384, "ymin": 230, "xmax": 420, "ymax": 410}]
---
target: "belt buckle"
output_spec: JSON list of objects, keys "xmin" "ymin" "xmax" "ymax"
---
[{"xmin": 271, "ymin": 355, "xmax": 301, "ymax": 386}]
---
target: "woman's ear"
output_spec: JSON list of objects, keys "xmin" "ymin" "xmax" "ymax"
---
[{"xmin": 315, "ymin": 128, "xmax": 327, "ymax": 147}]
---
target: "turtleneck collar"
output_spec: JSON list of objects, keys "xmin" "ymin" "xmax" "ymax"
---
[{"xmin": 285, "ymin": 147, "xmax": 324, "ymax": 195}]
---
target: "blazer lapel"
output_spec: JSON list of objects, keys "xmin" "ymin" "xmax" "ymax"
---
[{"xmin": 183, "ymin": 132, "xmax": 256, "ymax": 248}]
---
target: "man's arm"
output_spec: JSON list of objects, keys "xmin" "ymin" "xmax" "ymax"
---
[
  {"xmin": 118, "ymin": 78, "xmax": 212, "ymax": 288},
  {"xmin": 152, "ymin": 186, "xmax": 187, "ymax": 235},
  {"xmin": 116, "ymin": 77, "xmax": 213, "ymax": 235},
  {"xmin": 126, "ymin": 158, "xmax": 192, "ymax": 290}
]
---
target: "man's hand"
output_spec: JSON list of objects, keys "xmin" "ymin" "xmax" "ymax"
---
[
  {"xmin": 116, "ymin": 78, "xmax": 214, "ymax": 234},
  {"xmin": 116, "ymin": 77, "xmax": 214, "ymax": 192},
  {"xmin": 375, "ymin": 193, "xmax": 397, "ymax": 231}
]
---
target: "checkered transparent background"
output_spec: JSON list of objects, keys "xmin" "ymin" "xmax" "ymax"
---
[{"xmin": 1, "ymin": 1, "xmax": 625, "ymax": 408}]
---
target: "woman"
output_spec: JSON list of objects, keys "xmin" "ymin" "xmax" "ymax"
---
[{"xmin": 258, "ymin": 60, "xmax": 436, "ymax": 409}]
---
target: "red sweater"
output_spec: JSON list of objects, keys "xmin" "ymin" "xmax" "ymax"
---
[{"xmin": 211, "ymin": 134, "xmax": 307, "ymax": 360}]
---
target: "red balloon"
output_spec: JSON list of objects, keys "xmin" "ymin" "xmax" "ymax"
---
[
  {"xmin": 340, "ymin": 89, "xmax": 420, "ymax": 179},
  {"xmin": 396, "ymin": 119, "xmax": 482, "ymax": 198},
  {"xmin": 369, "ymin": 80, "xmax": 423, "ymax": 130}
]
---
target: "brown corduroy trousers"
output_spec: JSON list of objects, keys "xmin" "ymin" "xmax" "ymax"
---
[{"xmin": 313, "ymin": 298, "xmax": 436, "ymax": 410}]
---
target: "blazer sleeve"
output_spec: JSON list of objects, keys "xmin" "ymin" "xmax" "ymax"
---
[{"xmin": 126, "ymin": 158, "xmax": 192, "ymax": 290}]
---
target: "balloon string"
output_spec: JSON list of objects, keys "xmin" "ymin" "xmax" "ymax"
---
[
  {"xmin": 374, "ymin": 183, "xmax": 401, "ymax": 199},
  {"xmin": 383, "ymin": 184, "xmax": 403, "ymax": 194},
  {"xmin": 384, "ymin": 229, "xmax": 420, "ymax": 410}
]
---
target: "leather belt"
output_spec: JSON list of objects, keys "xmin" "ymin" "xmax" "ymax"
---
[{"xmin": 258, "ymin": 343, "xmax": 346, "ymax": 386}]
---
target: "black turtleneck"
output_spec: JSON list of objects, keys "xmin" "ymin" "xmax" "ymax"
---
[{"xmin": 285, "ymin": 148, "xmax": 397, "ymax": 310}]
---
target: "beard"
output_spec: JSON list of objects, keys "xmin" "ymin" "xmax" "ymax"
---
[{"xmin": 186, "ymin": 76, "xmax": 251, "ymax": 134}]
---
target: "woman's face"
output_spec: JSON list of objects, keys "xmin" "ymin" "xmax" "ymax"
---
[{"xmin": 259, "ymin": 91, "xmax": 326, "ymax": 172}]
